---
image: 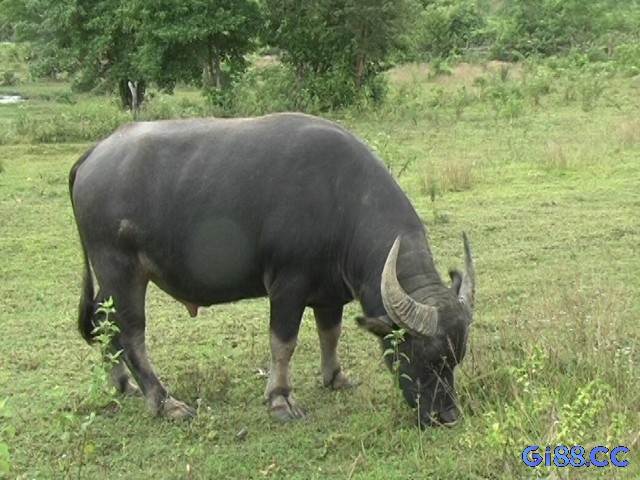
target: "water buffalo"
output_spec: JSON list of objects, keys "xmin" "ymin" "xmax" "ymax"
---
[{"xmin": 69, "ymin": 113, "xmax": 475, "ymax": 427}]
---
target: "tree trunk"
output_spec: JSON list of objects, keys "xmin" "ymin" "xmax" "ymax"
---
[
  {"xmin": 204, "ymin": 39, "xmax": 215, "ymax": 87},
  {"xmin": 214, "ymin": 49, "xmax": 222, "ymax": 90},
  {"xmin": 128, "ymin": 81, "xmax": 139, "ymax": 119},
  {"xmin": 355, "ymin": 55, "xmax": 365, "ymax": 88},
  {"xmin": 118, "ymin": 79, "xmax": 146, "ymax": 112}
]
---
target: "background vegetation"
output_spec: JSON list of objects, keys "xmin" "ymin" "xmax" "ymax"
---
[
  {"xmin": 1, "ymin": 1, "xmax": 639, "ymax": 478},
  {"xmin": 2, "ymin": 0, "xmax": 640, "ymax": 111}
]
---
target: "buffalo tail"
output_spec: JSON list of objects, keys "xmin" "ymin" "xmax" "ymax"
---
[{"xmin": 69, "ymin": 147, "xmax": 97, "ymax": 344}]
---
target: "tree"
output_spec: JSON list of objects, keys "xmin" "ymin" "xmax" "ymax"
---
[
  {"xmin": 419, "ymin": 0, "xmax": 485, "ymax": 59},
  {"xmin": 3, "ymin": 0, "xmax": 147, "ymax": 109},
  {"xmin": 128, "ymin": 0, "xmax": 261, "ymax": 91},
  {"xmin": 491, "ymin": 0, "xmax": 613, "ymax": 59},
  {"xmin": 263, "ymin": 0, "xmax": 423, "ymax": 108},
  {"xmin": 3, "ymin": 0, "xmax": 261, "ymax": 110}
]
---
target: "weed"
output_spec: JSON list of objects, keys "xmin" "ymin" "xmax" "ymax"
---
[
  {"xmin": 499, "ymin": 63, "xmax": 510, "ymax": 83},
  {"xmin": 544, "ymin": 141, "xmax": 569, "ymax": 169},
  {"xmin": 483, "ymin": 78, "xmax": 525, "ymax": 120},
  {"xmin": 57, "ymin": 411, "xmax": 97, "ymax": 479},
  {"xmin": 1, "ymin": 70, "xmax": 18, "ymax": 86},
  {"xmin": 383, "ymin": 328, "xmax": 410, "ymax": 389},
  {"xmin": 420, "ymin": 164, "xmax": 442, "ymax": 222},
  {"xmin": 524, "ymin": 68, "xmax": 554, "ymax": 108},
  {"xmin": 84, "ymin": 297, "xmax": 121, "ymax": 410},
  {"xmin": 555, "ymin": 380, "xmax": 611, "ymax": 446},
  {"xmin": 371, "ymin": 132, "xmax": 414, "ymax": 177},
  {"xmin": 453, "ymin": 86, "xmax": 472, "ymax": 119},
  {"xmin": 579, "ymin": 74, "xmax": 605, "ymax": 112},
  {"xmin": 431, "ymin": 58, "xmax": 453, "ymax": 77},
  {"xmin": 616, "ymin": 119, "xmax": 640, "ymax": 147},
  {"xmin": 54, "ymin": 91, "xmax": 77, "ymax": 105}
]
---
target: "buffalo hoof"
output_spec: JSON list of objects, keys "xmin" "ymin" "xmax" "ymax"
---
[
  {"xmin": 161, "ymin": 396, "xmax": 196, "ymax": 420},
  {"xmin": 269, "ymin": 394, "xmax": 305, "ymax": 422},
  {"xmin": 326, "ymin": 371, "xmax": 358, "ymax": 390}
]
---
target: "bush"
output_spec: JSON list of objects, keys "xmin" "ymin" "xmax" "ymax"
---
[
  {"xmin": 1, "ymin": 70, "xmax": 17, "ymax": 86},
  {"xmin": 419, "ymin": 0, "xmax": 486, "ymax": 59},
  {"xmin": 488, "ymin": 0, "xmax": 640, "ymax": 61},
  {"xmin": 229, "ymin": 64, "xmax": 387, "ymax": 115},
  {"xmin": 230, "ymin": 65, "xmax": 297, "ymax": 116},
  {"xmin": 614, "ymin": 42, "xmax": 640, "ymax": 77}
]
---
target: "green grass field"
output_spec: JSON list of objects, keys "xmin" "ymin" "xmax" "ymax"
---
[{"xmin": 1, "ymin": 53, "xmax": 639, "ymax": 479}]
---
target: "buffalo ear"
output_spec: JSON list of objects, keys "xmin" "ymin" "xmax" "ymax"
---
[
  {"xmin": 356, "ymin": 315, "xmax": 394, "ymax": 338},
  {"xmin": 449, "ymin": 269, "xmax": 463, "ymax": 296}
]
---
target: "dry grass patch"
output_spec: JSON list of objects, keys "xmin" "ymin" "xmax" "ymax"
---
[
  {"xmin": 420, "ymin": 158, "xmax": 475, "ymax": 196},
  {"xmin": 387, "ymin": 62, "xmax": 432, "ymax": 85},
  {"xmin": 545, "ymin": 140, "xmax": 570, "ymax": 169},
  {"xmin": 388, "ymin": 61, "xmax": 523, "ymax": 89},
  {"xmin": 616, "ymin": 118, "xmax": 640, "ymax": 147},
  {"xmin": 542, "ymin": 137, "xmax": 606, "ymax": 170}
]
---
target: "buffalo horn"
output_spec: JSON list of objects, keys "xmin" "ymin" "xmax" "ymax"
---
[
  {"xmin": 380, "ymin": 237, "xmax": 439, "ymax": 337},
  {"xmin": 458, "ymin": 232, "xmax": 475, "ymax": 311}
]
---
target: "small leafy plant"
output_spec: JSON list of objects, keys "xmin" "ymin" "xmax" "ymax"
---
[
  {"xmin": 85, "ymin": 297, "xmax": 121, "ymax": 409},
  {"xmin": 383, "ymin": 329, "xmax": 412, "ymax": 389}
]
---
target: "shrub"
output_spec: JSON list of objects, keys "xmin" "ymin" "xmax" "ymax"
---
[
  {"xmin": 419, "ymin": 0, "xmax": 486, "ymax": 59},
  {"xmin": 614, "ymin": 42, "xmax": 640, "ymax": 77},
  {"xmin": 1, "ymin": 70, "xmax": 17, "ymax": 86}
]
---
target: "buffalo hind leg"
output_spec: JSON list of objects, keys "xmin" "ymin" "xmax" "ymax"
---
[
  {"xmin": 109, "ymin": 357, "xmax": 140, "ymax": 396},
  {"xmin": 117, "ymin": 329, "xmax": 194, "ymax": 419},
  {"xmin": 264, "ymin": 284, "xmax": 307, "ymax": 421},
  {"xmin": 93, "ymin": 259, "xmax": 194, "ymax": 420},
  {"xmin": 313, "ymin": 306, "xmax": 356, "ymax": 389},
  {"xmin": 94, "ymin": 288, "xmax": 140, "ymax": 397}
]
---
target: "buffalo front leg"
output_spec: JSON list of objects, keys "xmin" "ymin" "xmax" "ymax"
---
[
  {"xmin": 313, "ymin": 306, "xmax": 356, "ymax": 390},
  {"xmin": 264, "ymin": 287, "xmax": 306, "ymax": 421}
]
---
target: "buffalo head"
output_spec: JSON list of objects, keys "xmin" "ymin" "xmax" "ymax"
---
[{"xmin": 358, "ymin": 233, "xmax": 475, "ymax": 428}]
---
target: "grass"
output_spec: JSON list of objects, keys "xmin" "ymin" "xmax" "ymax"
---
[{"xmin": 1, "ymin": 53, "xmax": 640, "ymax": 479}]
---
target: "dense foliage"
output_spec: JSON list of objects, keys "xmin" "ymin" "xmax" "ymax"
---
[
  {"xmin": 262, "ymin": 0, "xmax": 422, "ymax": 109},
  {"xmin": 2, "ymin": 0, "xmax": 640, "ymax": 110}
]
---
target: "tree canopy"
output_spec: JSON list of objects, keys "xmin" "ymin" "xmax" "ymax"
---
[
  {"xmin": 2, "ymin": 0, "xmax": 639, "ymax": 111},
  {"xmin": 3, "ymin": 0, "xmax": 261, "ymax": 108}
]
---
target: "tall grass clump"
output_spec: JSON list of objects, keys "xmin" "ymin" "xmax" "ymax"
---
[
  {"xmin": 458, "ymin": 280, "xmax": 638, "ymax": 476},
  {"xmin": 544, "ymin": 141, "xmax": 570, "ymax": 170},
  {"xmin": 420, "ymin": 160, "xmax": 474, "ymax": 196},
  {"xmin": 616, "ymin": 119, "xmax": 640, "ymax": 147}
]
